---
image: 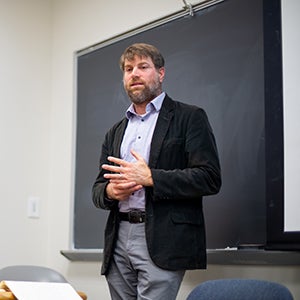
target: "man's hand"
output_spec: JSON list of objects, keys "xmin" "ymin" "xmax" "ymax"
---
[
  {"xmin": 105, "ymin": 180, "xmax": 142, "ymax": 201},
  {"xmin": 102, "ymin": 149, "xmax": 153, "ymax": 201}
]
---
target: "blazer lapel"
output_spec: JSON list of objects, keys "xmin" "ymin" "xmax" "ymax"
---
[
  {"xmin": 149, "ymin": 96, "xmax": 175, "ymax": 168},
  {"xmin": 113, "ymin": 118, "xmax": 128, "ymax": 158}
]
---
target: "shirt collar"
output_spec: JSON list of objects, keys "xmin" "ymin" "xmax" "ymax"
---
[{"xmin": 126, "ymin": 92, "xmax": 165, "ymax": 119}]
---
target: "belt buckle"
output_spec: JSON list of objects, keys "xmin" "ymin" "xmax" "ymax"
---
[{"xmin": 128, "ymin": 210, "xmax": 143, "ymax": 223}]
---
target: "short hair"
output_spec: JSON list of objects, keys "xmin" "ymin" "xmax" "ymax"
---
[{"xmin": 119, "ymin": 43, "xmax": 165, "ymax": 71}]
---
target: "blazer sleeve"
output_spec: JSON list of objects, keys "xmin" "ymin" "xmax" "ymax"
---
[
  {"xmin": 92, "ymin": 119, "xmax": 127, "ymax": 210},
  {"xmin": 92, "ymin": 134, "xmax": 117, "ymax": 210}
]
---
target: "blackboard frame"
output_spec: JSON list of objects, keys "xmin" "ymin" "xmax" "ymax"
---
[{"xmin": 264, "ymin": 0, "xmax": 300, "ymax": 250}]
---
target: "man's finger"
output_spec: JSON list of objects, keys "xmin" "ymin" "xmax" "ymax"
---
[
  {"xmin": 103, "ymin": 172, "xmax": 124, "ymax": 179},
  {"xmin": 107, "ymin": 156, "xmax": 128, "ymax": 166},
  {"xmin": 130, "ymin": 149, "xmax": 144, "ymax": 161},
  {"xmin": 101, "ymin": 164, "xmax": 122, "ymax": 173}
]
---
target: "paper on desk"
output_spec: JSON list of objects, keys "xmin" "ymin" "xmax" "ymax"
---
[{"xmin": 4, "ymin": 281, "xmax": 82, "ymax": 300}]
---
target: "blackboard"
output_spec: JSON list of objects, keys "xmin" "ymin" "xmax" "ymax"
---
[{"xmin": 72, "ymin": 0, "xmax": 298, "ymax": 252}]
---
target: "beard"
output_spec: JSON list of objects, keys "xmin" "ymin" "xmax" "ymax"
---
[{"xmin": 125, "ymin": 77, "xmax": 161, "ymax": 105}]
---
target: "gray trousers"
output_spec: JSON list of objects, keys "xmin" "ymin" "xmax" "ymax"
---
[{"xmin": 106, "ymin": 221, "xmax": 185, "ymax": 300}]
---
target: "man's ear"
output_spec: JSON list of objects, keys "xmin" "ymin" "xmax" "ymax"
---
[{"xmin": 159, "ymin": 67, "xmax": 165, "ymax": 83}]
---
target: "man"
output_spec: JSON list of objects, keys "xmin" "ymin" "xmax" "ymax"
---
[{"xmin": 92, "ymin": 43, "xmax": 221, "ymax": 300}]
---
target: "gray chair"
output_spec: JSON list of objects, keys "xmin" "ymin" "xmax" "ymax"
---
[
  {"xmin": 0, "ymin": 265, "xmax": 67, "ymax": 283},
  {"xmin": 0, "ymin": 265, "xmax": 87, "ymax": 299},
  {"xmin": 186, "ymin": 279, "xmax": 294, "ymax": 300}
]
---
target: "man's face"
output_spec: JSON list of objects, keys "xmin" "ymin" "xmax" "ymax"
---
[{"xmin": 123, "ymin": 55, "xmax": 165, "ymax": 104}]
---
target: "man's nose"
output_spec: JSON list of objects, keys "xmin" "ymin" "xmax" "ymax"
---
[{"xmin": 131, "ymin": 66, "xmax": 140, "ymax": 77}]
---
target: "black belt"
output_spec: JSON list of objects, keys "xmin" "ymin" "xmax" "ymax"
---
[{"xmin": 119, "ymin": 210, "xmax": 146, "ymax": 223}]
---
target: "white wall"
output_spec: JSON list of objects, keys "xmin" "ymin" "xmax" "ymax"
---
[
  {"xmin": 0, "ymin": 0, "xmax": 51, "ymax": 265},
  {"xmin": 0, "ymin": 0, "xmax": 299, "ymax": 300},
  {"xmin": 282, "ymin": 0, "xmax": 300, "ymax": 232}
]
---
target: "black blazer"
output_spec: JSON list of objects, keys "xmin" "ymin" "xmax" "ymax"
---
[{"xmin": 92, "ymin": 95, "xmax": 221, "ymax": 275}]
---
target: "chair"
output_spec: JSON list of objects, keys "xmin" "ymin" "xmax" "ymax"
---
[
  {"xmin": 0, "ymin": 265, "xmax": 87, "ymax": 300},
  {"xmin": 186, "ymin": 279, "xmax": 294, "ymax": 300},
  {"xmin": 0, "ymin": 265, "xmax": 67, "ymax": 283}
]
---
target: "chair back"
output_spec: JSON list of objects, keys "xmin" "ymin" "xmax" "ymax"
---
[
  {"xmin": 186, "ymin": 279, "xmax": 294, "ymax": 300},
  {"xmin": 0, "ymin": 265, "xmax": 67, "ymax": 283}
]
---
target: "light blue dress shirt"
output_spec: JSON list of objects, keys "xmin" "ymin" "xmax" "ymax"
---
[{"xmin": 119, "ymin": 92, "xmax": 165, "ymax": 212}]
